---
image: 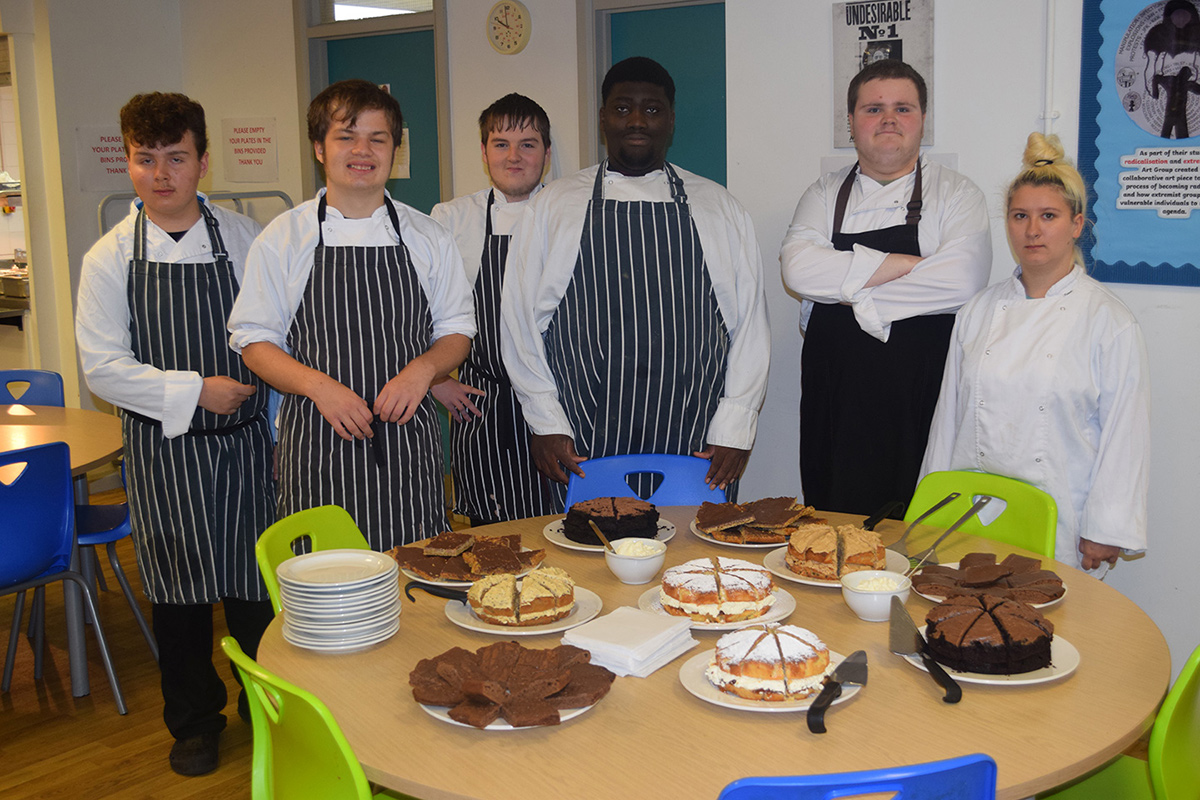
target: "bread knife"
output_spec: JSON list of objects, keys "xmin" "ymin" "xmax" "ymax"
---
[
  {"xmin": 403, "ymin": 580, "xmax": 468, "ymax": 604},
  {"xmin": 806, "ymin": 650, "xmax": 867, "ymax": 733},
  {"xmin": 888, "ymin": 595, "xmax": 962, "ymax": 703}
]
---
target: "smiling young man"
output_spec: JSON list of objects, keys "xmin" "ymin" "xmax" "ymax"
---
[
  {"xmin": 500, "ymin": 58, "xmax": 770, "ymax": 506},
  {"xmin": 428, "ymin": 94, "xmax": 557, "ymax": 525},
  {"xmin": 228, "ymin": 79, "xmax": 474, "ymax": 549},
  {"xmin": 780, "ymin": 59, "xmax": 992, "ymax": 517},
  {"xmin": 75, "ymin": 92, "xmax": 275, "ymax": 777}
]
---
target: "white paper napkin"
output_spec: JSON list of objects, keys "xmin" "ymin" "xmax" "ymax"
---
[{"xmin": 562, "ymin": 606, "xmax": 693, "ymax": 662}]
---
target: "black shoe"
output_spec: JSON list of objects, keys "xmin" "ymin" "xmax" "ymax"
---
[{"xmin": 169, "ymin": 732, "xmax": 220, "ymax": 776}]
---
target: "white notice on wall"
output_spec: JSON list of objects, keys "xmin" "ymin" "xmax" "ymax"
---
[
  {"xmin": 390, "ymin": 126, "xmax": 411, "ymax": 180},
  {"xmin": 77, "ymin": 126, "xmax": 129, "ymax": 192},
  {"xmin": 223, "ymin": 117, "xmax": 278, "ymax": 183},
  {"xmin": 831, "ymin": 0, "xmax": 934, "ymax": 148}
]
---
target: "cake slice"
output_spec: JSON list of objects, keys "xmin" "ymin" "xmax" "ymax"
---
[
  {"xmin": 695, "ymin": 501, "xmax": 754, "ymax": 533},
  {"xmin": 424, "ymin": 532, "xmax": 474, "ymax": 557}
]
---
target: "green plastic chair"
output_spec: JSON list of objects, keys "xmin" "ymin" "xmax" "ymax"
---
[
  {"xmin": 255, "ymin": 505, "xmax": 371, "ymax": 614},
  {"xmin": 1039, "ymin": 642, "xmax": 1200, "ymax": 800},
  {"xmin": 906, "ymin": 471, "xmax": 1058, "ymax": 558},
  {"xmin": 221, "ymin": 636, "xmax": 412, "ymax": 800}
]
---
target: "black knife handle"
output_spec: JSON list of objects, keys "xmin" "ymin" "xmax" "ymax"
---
[
  {"xmin": 403, "ymin": 580, "xmax": 468, "ymax": 603},
  {"xmin": 920, "ymin": 650, "xmax": 963, "ymax": 704},
  {"xmin": 806, "ymin": 680, "xmax": 843, "ymax": 733},
  {"xmin": 862, "ymin": 500, "xmax": 904, "ymax": 531}
]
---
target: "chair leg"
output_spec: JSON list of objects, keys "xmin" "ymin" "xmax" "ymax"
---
[
  {"xmin": 32, "ymin": 590, "xmax": 45, "ymax": 680},
  {"xmin": 26, "ymin": 586, "xmax": 41, "ymax": 639},
  {"xmin": 4, "ymin": 591, "xmax": 27, "ymax": 692},
  {"xmin": 80, "ymin": 547, "xmax": 97, "ymax": 624},
  {"xmin": 63, "ymin": 572, "xmax": 127, "ymax": 715},
  {"xmin": 105, "ymin": 541, "xmax": 158, "ymax": 662}
]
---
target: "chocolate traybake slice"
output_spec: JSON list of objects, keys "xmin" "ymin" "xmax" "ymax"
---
[{"xmin": 695, "ymin": 501, "xmax": 754, "ymax": 533}]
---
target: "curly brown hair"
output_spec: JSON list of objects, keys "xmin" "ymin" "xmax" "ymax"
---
[
  {"xmin": 307, "ymin": 79, "xmax": 404, "ymax": 146},
  {"xmin": 119, "ymin": 92, "xmax": 207, "ymax": 156}
]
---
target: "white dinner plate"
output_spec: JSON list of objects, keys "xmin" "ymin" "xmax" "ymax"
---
[
  {"xmin": 911, "ymin": 562, "xmax": 1068, "ymax": 610},
  {"xmin": 687, "ymin": 519, "xmax": 790, "ymax": 549},
  {"xmin": 284, "ymin": 600, "xmax": 401, "ymax": 634},
  {"xmin": 444, "ymin": 587, "xmax": 603, "ymax": 635},
  {"xmin": 282, "ymin": 616, "xmax": 399, "ymax": 652},
  {"xmin": 637, "ymin": 587, "xmax": 796, "ymax": 631},
  {"xmin": 418, "ymin": 700, "xmax": 595, "ymax": 730},
  {"xmin": 542, "ymin": 518, "xmax": 676, "ymax": 552},
  {"xmin": 399, "ymin": 558, "xmax": 536, "ymax": 589},
  {"xmin": 276, "ymin": 549, "xmax": 397, "ymax": 590},
  {"xmin": 280, "ymin": 579, "xmax": 398, "ymax": 608},
  {"xmin": 678, "ymin": 649, "xmax": 859, "ymax": 712},
  {"xmin": 762, "ymin": 547, "xmax": 910, "ymax": 588},
  {"xmin": 900, "ymin": 626, "xmax": 1080, "ymax": 685}
]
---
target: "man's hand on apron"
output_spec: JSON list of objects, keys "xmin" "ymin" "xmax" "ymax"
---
[
  {"xmin": 311, "ymin": 377, "xmax": 374, "ymax": 441},
  {"xmin": 531, "ymin": 433, "xmax": 587, "ymax": 485},
  {"xmin": 198, "ymin": 376, "xmax": 257, "ymax": 415},
  {"xmin": 431, "ymin": 377, "xmax": 485, "ymax": 423},
  {"xmin": 694, "ymin": 444, "xmax": 749, "ymax": 491},
  {"xmin": 376, "ymin": 360, "xmax": 438, "ymax": 424}
]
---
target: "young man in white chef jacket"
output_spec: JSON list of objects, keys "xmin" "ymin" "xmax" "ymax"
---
[
  {"xmin": 228, "ymin": 79, "xmax": 474, "ymax": 551},
  {"xmin": 76, "ymin": 92, "xmax": 276, "ymax": 777},
  {"xmin": 430, "ymin": 93, "xmax": 557, "ymax": 526}
]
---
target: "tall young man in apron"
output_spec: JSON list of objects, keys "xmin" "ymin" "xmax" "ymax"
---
[
  {"xmin": 229, "ymin": 80, "xmax": 474, "ymax": 550},
  {"xmin": 781, "ymin": 60, "xmax": 992, "ymax": 517},
  {"xmin": 431, "ymin": 94, "xmax": 556, "ymax": 526},
  {"xmin": 76, "ymin": 93, "xmax": 275, "ymax": 776},
  {"xmin": 501, "ymin": 58, "xmax": 770, "ymax": 507}
]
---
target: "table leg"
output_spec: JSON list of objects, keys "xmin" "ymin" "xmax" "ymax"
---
[{"xmin": 64, "ymin": 474, "xmax": 90, "ymax": 697}]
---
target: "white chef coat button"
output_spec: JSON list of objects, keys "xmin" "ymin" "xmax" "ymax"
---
[
  {"xmin": 1060, "ymin": 306, "xmax": 1066, "ymax": 311},
  {"xmin": 978, "ymin": 400, "xmax": 985, "ymax": 406},
  {"xmin": 1035, "ymin": 457, "xmax": 1042, "ymax": 463},
  {"xmin": 1039, "ymin": 405, "xmax": 1045, "ymax": 411},
  {"xmin": 1001, "ymin": 305, "xmax": 1007, "ymax": 311},
  {"xmin": 1046, "ymin": 354, "xmax": 1053, "ymax": 359},
  {"xmin": 978, "ymin": 451, "xmax": 985, "ymax": 457},
  {"xmin": 985, "ymin": 349, "xmax": 991, "ymax": 356}
]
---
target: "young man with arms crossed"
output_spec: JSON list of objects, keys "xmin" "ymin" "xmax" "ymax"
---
[{"xmin": 76, "ymin": 92, "xmax": 275, "ymax": 776}]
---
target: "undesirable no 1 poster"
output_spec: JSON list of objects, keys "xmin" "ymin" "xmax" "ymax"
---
[
  {"xmin": 1081, "ymin": 0, "xmax": 1200, "ymax": 285},
  {"xmin": 832, "ymin": 0, "xmax": 934, "ymax": 148}
]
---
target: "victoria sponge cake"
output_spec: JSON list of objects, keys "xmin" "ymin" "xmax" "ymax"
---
[
  {"xmin": 659, "ymin": 557, "xmax": 775, "ymax": 623},
  {"xmin": 705, "ymin": 623, "xmax": 832, "ymax": 701}
]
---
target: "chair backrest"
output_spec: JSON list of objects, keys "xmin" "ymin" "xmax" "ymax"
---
[
  {"xmin": 906, "ymin": 471, "xmax": 1057, "ymax": 558},
  {"xmin": 1150, "ymin": 642, "xmax": 1200, "ymax": 799},
  {"xmin": 0, "ymin": 369, "xmax": 64, "ymax": 406},
  {"xmin": 564, "ymin": 453, "xmax": 726, "ymax": 507},
  {"xmin": 718, "ymin": 753, "xmax": 997, "ymax": 799},
  {"xmin": 0, "ymin": 442, "xmax": 75, "ymax": 589},
  {"xmin": 256, "ymin": 505, "xmax": 371, "ymax": 614},
  {"xmin": 221, "ymin": 636, "xmax": 374, "ymax": 800}
]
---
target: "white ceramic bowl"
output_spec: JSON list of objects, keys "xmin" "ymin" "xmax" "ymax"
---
[
  {"xmin": 839, "ymin": 569, "xmax": 912, "ymax": 622},
  {"xmin": 604, "ymin": 538, "xmax": 668, "ymax": 585}
]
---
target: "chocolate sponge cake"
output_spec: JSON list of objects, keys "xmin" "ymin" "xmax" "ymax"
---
[
  {"xmin": 562, "ymin": 496, "xmax": 659, "ymax": 545},
  {"xmin": 924, "ymin": 595, "xmax": 1054, "ymax": 674}
]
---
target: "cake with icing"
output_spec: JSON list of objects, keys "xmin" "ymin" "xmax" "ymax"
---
[
  {"xmin": 785, "ymin": 524, "xmax": 885, "ymax": 579},
  {"xmin": 659, "ymin": 557, "xmax": 775, "ymax": 623},
  {"xmin": 467, "ymin": 568, "xmax": 576, "ymax": 627},
  {"xmin": 705, "ymin": 623, "xmax": 832, "ymax": 701}
]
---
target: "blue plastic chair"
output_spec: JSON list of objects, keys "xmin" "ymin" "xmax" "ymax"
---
[
  {"xmin": 0, "ymin": 369, "xmax": 64, "ymax": 405},
  {"xmin": 564, "ymin": 453, "xmax": 727, "ymax": 507},
  {"xmin": 718, "ymin": 753, "xmax": 997, "ymax": 799},
  {"xmin": 0, "ymin": 442, "xmax": 127, "ymax": 713}
]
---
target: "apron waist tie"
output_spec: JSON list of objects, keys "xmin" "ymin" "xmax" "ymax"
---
[{"xmin": 123, "ymin": 408, "xmax": 266, "ymax": 437}]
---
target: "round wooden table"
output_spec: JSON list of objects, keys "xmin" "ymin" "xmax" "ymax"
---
[
  {"xmin": 257, "ymin": 508, "xmax": 1170, "ymax": 800},
  {"xmin": 0, "ymin": 403, "xmax": 123, "ymax": 697}
]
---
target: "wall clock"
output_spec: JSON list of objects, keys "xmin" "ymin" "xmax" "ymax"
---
[{"xmin": 487, "ymin": 0, "xmax": 531, "ymax": 55}]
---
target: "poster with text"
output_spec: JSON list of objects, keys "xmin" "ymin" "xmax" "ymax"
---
[
  {"xmin": 222, "ymin": 118, "xmax": 278, "ymax": 183},
  {"xmin": 832, "ymin": 0, "xmax": 934, "ymax": 148},
  {"xmin": 1081, "ymin": 0, "xmax": 1200, "ymax": 285},
  {"xmin": 76, "ymin": 126, "xmax": 128, "ymax": 192}
]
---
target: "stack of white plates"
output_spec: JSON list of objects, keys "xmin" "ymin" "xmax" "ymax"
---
[{"xmin": 277, "ymin": 549, "xmax": 401, "ymax": 652}]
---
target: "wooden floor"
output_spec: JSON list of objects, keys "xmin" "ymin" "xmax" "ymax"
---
[{"xmin": 0, "ymin": 495, "xmax": 254, "ymax": 799}]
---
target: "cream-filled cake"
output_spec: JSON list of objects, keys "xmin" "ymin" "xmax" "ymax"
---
[
  {"xmin": 705, "ymin": 623, "xmax": 832, "ymax": 700},
  {"xmin": 659, "ymin": 557, "xmax": 775, "ymax": 623}
]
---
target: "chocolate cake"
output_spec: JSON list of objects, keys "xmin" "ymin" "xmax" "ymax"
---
[
  {"xmin": 562, "ymin": 497, "xmax": 659, "ymax": 545},
  {"xmin": 409, "ymin": 642, "xmax": 616, "ymax": 728},
  {"xmin": 911, "ymin": 552, "xmax": 1065, "ymax": 605},
  {"xmin": 387, "ymin": 535, "xmax": 545, "ymax": 582},
  {"xmin": 696, "ymin": 498, "xmax": 820, "ymax": 545},
  {"xmin": 924, "ymin": 595, "xmax": 1054, "ymax": 674}
]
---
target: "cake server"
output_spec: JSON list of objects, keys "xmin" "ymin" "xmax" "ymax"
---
[
  {"xmin": 806, "ymin": 650, "xmax": 867, "ymax": 734},
  {"xmin": 886, "ymin": 492, "xmax": 961, "ymax": 557},
  {"xmin": 905, "ymin": 495, "xmax": 992, "ymax": 571},
  {"xmin": 889, "ymin": 595, "xmax": 961, "ymax": 703}
]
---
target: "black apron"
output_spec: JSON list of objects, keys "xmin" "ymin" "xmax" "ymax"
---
[
  {"xmin": 543, "ymin": 162, "xmax": 731, "ymax": 509},
  {"xmin": 123, "ymin": 203, "xmax": 275, "ymax": 604},
  {"xmin": 450, "ymin": 191, "xmax": 556, "ymax": 522},
  {"xmin": 278, "ymin": 195, "xmax": 448, "ymax": 548},
  {"xmin": 800, "ymin": 162, "xmax": 954, "ymax": 517}
]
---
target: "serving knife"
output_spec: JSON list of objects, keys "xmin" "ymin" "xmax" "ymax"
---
[
  {"xmin": 886, "ymin": 492, "xmax": 961, "ymax": 557},
  {"xmin": 861, "ymin": 500, "xmax": 904, "ymax": 531},
  {"xmin": 888, "ymin": 595, "xmax": 961, "ymax": 704},
  {"xmin": 806, "ymin": 650, "xmax": 867, "ymax": 734},
  {"xmin": 403, "ymin": 580, "xmax": 467, "ymax": 604}
]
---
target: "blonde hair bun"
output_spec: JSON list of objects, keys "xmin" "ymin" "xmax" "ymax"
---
[{"xmin": 1022, "ymin": 132, "xmax": 1066, "ymax": 171}]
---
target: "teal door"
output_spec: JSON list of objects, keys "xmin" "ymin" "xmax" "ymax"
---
[
  {"xmin": 609, "ymin": 3, "xmax": 726, "ymax": 186},
  {"xmin": 326, "ymin": 30, "xmax": 440, "ymax": 213}
]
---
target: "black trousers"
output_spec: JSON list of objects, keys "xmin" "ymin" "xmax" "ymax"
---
[{"xmin": 152, "ymin": 597, "xmax": 274, "ymax": 740}]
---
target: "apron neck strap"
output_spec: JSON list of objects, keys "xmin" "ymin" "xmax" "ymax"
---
[
  {"xmin": 832, "ymin": 161, "xmax": 924, "ymax": 235},
  {"xmin": 484, "ymin": 189, "xmax": 496, "ymax": 238},
  {"xmin": 134, "ymin": 197, "xmax": 226, "ymax": 261},
  {"xmin": 591, "ymin": 160, "xmax": 687, "ymax": 204},
  {"xmin": 317, "ymin": 192, "xmax": 403, "ymax": 246}
]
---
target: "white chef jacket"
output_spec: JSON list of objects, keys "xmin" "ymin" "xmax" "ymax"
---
[
  {"xmin": 228, "ymin": 189, "xmax": 476, "ymax": 354},
  {"xmin": 500, "ymin": 163, "xmax": 771, "ymax": 450},
  {"xmin": 920, "ymin": 266, "xmax": 1150, "ymax": 570},
  {"xmin": 780, "ymin": 157, "xmax": 992, "ymax": 342},
  {"xmin": 430, "ymin": 184, "xmax": 542, "ymax": 281},
  {"xmin": 76, "ymin": 195, "xmax": 263, "ymax": 438}
]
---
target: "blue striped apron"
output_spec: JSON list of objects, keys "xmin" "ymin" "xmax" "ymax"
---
[
  {"xmin": 123, "ymin": 203, "xmax": 274, "ymax": 604},
  {"xmin": 542, "ymin": 162, "xmax": 731, "ymax": 507}
]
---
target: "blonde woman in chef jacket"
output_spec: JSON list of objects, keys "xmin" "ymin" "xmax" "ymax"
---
[{"xmin": 921, "ymin": 132, "xmax": 1150, "ymax": 575}]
